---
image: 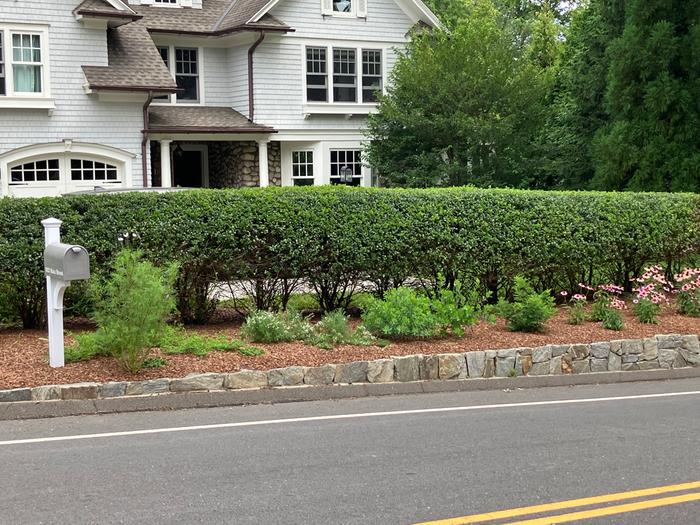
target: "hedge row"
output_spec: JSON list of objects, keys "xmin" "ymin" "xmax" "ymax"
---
[{"xmin": 0, "ymin": 187, "xmax": 698, "ymax": 327}]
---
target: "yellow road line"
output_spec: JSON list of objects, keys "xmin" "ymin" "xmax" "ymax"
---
[
  {"xmin": 504, "ymin": 491, "xmax": 700, "ymax": 524},
  {"xmin": 414, "ymin": 481, "xmax": 700, "ymax": 525}
]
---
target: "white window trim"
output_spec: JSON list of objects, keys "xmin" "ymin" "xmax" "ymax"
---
[
  {"xmin": 290, "ymin": 149, "xmax": 315, "ymax": 185},
  {"xmin": 0, "ymin": 142, "xmax": 134, "ymax": 197},
  {"xmin": 151, "ymin": 45, "xmax": 205, "ymax": 106},
  {"xmin": 281, "ymin": 141, "xmax": 370, "ymax": 187},
  {"xmin": 302, "ymin": 45, "xmax": 383, "ymax": 111},
  {"xmin": 0, "ymin": 23, "xmax": 53, "ymax": 109},
  {"xmin": 153, "ymin": 0, "xmax": 182, "ymax": 6}
]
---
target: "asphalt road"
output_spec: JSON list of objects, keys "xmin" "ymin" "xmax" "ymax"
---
[{"xmin": 1, "ymin": 378, "xmax": 699, "ymax": 524}]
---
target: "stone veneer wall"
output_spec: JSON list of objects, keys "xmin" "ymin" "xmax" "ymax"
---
[
  {"xmin": 208, "ymin": 141, "xmax": 281, "ymax": 188},
  {"xmin": 2, "ymin": 334, "xmax": 698, "ymax": 403}
]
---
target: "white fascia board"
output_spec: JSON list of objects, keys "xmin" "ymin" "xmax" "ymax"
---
[
  {"xmin": 105, "ymin": 0, "xmax": 137, "ymax": 13},
  {"xmin": 248, "ymin": 0, "xmax": 441, "ymax": 28}
]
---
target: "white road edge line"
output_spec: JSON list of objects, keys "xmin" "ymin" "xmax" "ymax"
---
[{"xmin": 2, "ymin": 390, "xmax": 699, "ymax": 446}]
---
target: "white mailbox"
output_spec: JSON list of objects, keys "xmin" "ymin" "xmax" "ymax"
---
[
  {"xmin": 42, "ymin": 218, "xmax": 91, "ymax": 368},
  {"xmin": 44, "ymin": 243, "xmax": 90, "ymax": 281}
]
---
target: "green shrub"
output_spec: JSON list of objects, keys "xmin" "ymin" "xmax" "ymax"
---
[
  {"xmin": 0, "ymin": 188, "xmax": 698, "ymax": 325},
  {"xmin": 65, "ymin": 332, "xmax": 109, "ymax": 363},
  {"xmin": 143, "ymin": 357, "xmax": 167, "ymax": 369},
  {"xmin": 602, "ymin": 308, "xmax": 625, "ymax": 331},
  {"xmin": 307, "ymin": 310, "xmax": 377, "ymax": 349},
  {"xmin": 362, "ymin": 287, "xmax": 439, "ymax": 339},
  {"xmin": 496, "ymin": 277, "xmax": 556, "ymax": 333},
  {"xmin": 88, "ymin": 250, "xmax": 177, "ymax": 373},
  {"xmin": 240, "ymin": 310, "xmax": 313, "ymax": 343},
  {"xmin": 431, "ymin": 282, "xmax": 480, "ymax": 337},
  {"xmin": 567, "ymin": 299, "xmax": 587, "ymax": 326},
  {"xmin": 633, "ymin": 299, "xmax": 660, "ymax": 324}
]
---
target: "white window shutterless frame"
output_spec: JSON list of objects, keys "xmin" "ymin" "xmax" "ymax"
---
[
  {"xmin": 0, "ymin": 24, "xmax": 50, "ymax": 101},
  {"xmin": 303, "ymin": 45, "xmax": 382, "ymax": 105}
]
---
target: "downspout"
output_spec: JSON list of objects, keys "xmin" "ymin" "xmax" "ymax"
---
[
  {"xmin": 141, "ymin": 91, "xmax": 154, "ymax": 188},
  {"xmin": 247, "ymin": 31, "xmax": 265, "ymax": 121}
]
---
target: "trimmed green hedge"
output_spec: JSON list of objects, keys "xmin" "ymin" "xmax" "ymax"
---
[{"xmin": 1, "ymin": 187, "xmax": 698, "ymax": 327}]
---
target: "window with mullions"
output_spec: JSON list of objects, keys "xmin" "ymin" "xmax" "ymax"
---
[
  {"xmin": 306, "ymin": 47, "xmax": 327, "ymax": 102},
  {"xmin": 330, "ymin": 149, "xmax": 363, "ymax": 186},
  {"xmin": 333, "ymin": 49, "xmax": 356, "ymax": 103},
  {"xmin": 175, "ymin": 48, "xmax": 198, "ymax": 101},
  {"xmin": 362, "ymin": 50, "xmax": 382, "ymax": 103},
  {"xmin": 12, "ymin": 33, "xmax": 42, "ymax": 94},
  {"xmin": 10, "ymin": 159, "xmax": 59, "ymax": 183},
  {"xmin": 292, "ymin": 151, "xmax": 314, "ymax": 186},
  {"xmin": 70, "ymin": 159, "xmax": 119, "ymax": 182},
  {"xmin": 154, "ymin": 46, "xmax": 170, "ymax": 101},
  {"xmin": 154, "ymin": 0, "xmax": 179, "ymax": 4}
]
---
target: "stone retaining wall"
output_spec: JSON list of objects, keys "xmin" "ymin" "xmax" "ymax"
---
[{"xmin": 1, "ymin": 334, "xmax": 698, "ymax": 403}]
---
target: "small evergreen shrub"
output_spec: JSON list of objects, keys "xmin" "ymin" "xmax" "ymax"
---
[
  {"xmin": 78, "ymin": 250, "xmax": 177, "ymax": 373},
  {"xmin": 495, "ymin": 277, "xmax": 556, "ymax": 333}
]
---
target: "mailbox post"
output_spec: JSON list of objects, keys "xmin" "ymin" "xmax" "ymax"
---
[{"xmin": 42, "ymin": 218, "xmax": 90, "ymax": 368}]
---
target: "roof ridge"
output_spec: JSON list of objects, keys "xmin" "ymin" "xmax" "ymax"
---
[{"xmin": 213, "ymin": 0, "xmax": 243, "ymax": 31}]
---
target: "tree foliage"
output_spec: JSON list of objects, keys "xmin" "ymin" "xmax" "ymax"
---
[{"xmin": 365, "ymin": 0, "xmax": 548, "ymax": 188}]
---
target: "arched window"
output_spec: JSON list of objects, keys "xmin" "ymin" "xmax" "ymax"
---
[{"xmin": 1, "ymin": 142, "xmax": 134, "ymax": 197}]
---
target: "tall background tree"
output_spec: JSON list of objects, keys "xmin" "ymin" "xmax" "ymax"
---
[
  {"xmin": 592, "ymin": 1, "xmax": 700, "ymax": 192},
  {"xmin": 365, "ymin": 0, "xmax": 549, "ymax": 188},
  {"xmin": 370, "ymin": 0, "xmax": 700, "ymax": 193}
]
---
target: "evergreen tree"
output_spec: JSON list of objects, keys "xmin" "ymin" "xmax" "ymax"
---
[{"xmin": 593, "ymin": 1, "xmax": 700, "ymax": 192}]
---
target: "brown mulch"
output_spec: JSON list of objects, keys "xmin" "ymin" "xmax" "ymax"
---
[{"xmin": 1, "ymin": 308, "xmax": 698, "ymax": 390}]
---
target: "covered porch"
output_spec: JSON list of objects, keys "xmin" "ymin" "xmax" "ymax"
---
[{"xmin": 147, "ymin": 106, "xmax": 281, "ymax": 189}]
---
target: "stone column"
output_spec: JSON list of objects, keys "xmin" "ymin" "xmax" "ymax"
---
[
  {"xmin": 160, "ymin": 140, "xmax": 173, "ymax": 188},
  {"xmin": 257, "ymin": 139, "xmax": 269, "ymax": 188}
]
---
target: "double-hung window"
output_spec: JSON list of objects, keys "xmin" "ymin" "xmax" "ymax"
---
[
  {"xmin": 0, "ymin": 25, "xmax": 49, "ymax": 99},
  {"xmin": 305, "ymin": 46, "xmax": 382, "ymax": 105},
  {"xmin": 155, "ymin": 46, "xmax": 200, "ymax": 103},
  {"xmin": 306, "ymin": 48, "xmax": 327, "ymax": 102},
  {"xmin": 175, "ymin": 48, "xmax": 198, "ymax": 101}
]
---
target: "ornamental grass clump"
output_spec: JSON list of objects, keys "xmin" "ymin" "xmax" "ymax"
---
[
  {"xmin": 69, "ymin": 250, "xmax": 178, "ymax": 373},
  {"xmin": 676, "ymin": 268, "xmax": 700, "ymax": 317},
  {"xmin": 495, "ymin": 277, "xmax": 556, "ymax": 333}
]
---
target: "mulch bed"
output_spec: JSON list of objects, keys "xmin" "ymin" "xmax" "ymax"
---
[{"xmin": 1, "ymin": 308, "xmax": 698, "ymax": 390}]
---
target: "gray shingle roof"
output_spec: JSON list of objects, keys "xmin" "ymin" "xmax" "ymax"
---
[
  {"xmin": 82, "ymin": 24, "xmax": 177, "ymax": 92},
  {"xmin": 133, "ymin": 0, "xmax": 291, "ymax": 35},
  {"xmin": 73, "ymin": 0, "xmax": 141, "ymax": 20},
  {"xmin": 78, "ymin": 0, "xmax": 291, "ymax": 93},
  {"xmin": 148, "ymin": 106, "xmax": 276, "ymax": 133}
]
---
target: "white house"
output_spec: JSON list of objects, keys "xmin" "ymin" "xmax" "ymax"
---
[{"xmin": 0, "ymin": 0, "xmax": 440, "ymax": 197}]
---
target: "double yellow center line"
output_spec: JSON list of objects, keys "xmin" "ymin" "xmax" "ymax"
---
[{"xmin": 415, "ymin": 481, "xmax": 700, "ymax": 525}]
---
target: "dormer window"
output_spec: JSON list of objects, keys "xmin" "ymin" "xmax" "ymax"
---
[
  {"xmin": 333, "ymin": 0, "xmax": 352, "ymax": 13},
  {"xmin": 154, "ymin": 0, "xmax": 180, "ymax": 5},
  {"xmin": 321, "ymin": 0, "xmax": 366, "ymax": 17}
]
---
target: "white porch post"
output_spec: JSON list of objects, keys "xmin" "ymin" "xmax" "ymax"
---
[
  {"xmin": 160, "ymin": 140, "xmax": 173, "ymax": 188},
  {"xmin": 257, "ymin": 139, "xmax": 269, "ymax": 188}
]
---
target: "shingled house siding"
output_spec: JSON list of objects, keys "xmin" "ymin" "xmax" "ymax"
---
[
  {"xmin": 0, "ymin": 1, "xmax": 145, "ymax": 187},
  {"xmin": 203, "ymin": 47, "xmax": 234, "ymax": 107},
  {"xmin": 229, "ymin": 46, "xmax": 250, "ymax": 119},
  {"xmin": 253, "ymin": 0, "xmax": 411, "ymax": 130}
]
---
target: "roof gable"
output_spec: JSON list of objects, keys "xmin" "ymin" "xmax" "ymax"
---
[{"xmin": 249, "ymin": 0, "xmax": 441, "ymax": 28}]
